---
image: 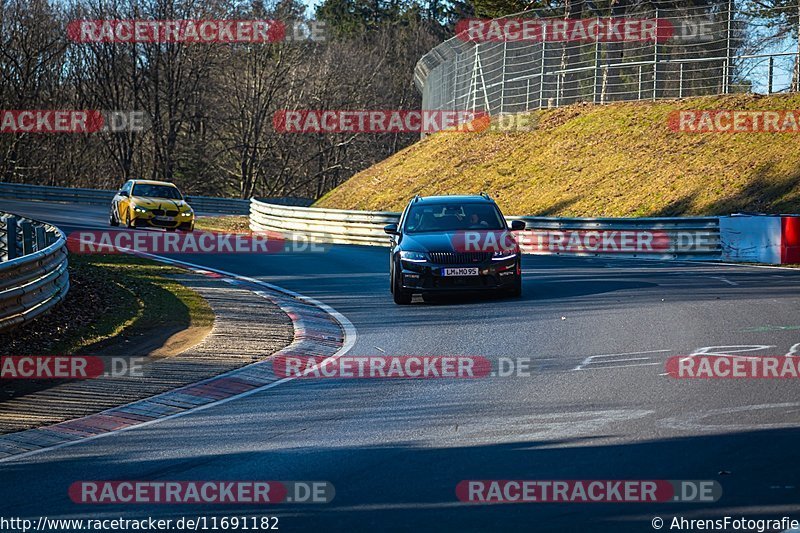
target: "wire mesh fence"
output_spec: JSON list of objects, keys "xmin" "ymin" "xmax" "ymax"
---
[{"xmin": 415, "ymin": 1, "xmax": 800, "ymax": 115}]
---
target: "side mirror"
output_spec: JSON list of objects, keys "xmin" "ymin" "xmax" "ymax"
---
[
  {"xmin": 384, "ymin": 223, "xmax": 399, "ymax": 235},
  {"xmin": 510, "ymin": 220, "xmax": 526, "ymax": 231},
  {"xmin": 118, "ymin": 190, "xmax": 129, "ymax": 198}
]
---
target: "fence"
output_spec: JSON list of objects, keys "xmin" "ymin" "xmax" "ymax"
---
[
  {"xmin": 0, "ymin": 212, "xmax": 69, "ymax": 332},
  {"xmin": 249, "ymin": 199, "xmax": 733, "ymax": 260},
  {"xmin": 415, "ymin": 2, "xmax": 800, "ymax": 116}
]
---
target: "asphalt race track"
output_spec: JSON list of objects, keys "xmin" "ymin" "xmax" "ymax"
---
[{"xmin": 1, "ymin": 198, "xmax": 800, "ymax": 532}]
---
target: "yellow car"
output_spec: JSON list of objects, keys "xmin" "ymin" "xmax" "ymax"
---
[{"xmin": 109, "ymin": 179, "xmax": 195, "ymax": 231}]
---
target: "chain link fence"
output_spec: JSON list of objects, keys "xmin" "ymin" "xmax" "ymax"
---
[{"xmin": 415, "ymin": 1, "xmax": 800, "ymax": 115}]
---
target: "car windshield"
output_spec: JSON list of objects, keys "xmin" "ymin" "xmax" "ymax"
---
[
  {"xmin": 131, "ymin": 184, "xmax": 182, "ymax": 200},
  {"xmin": 403, "ymin": 202, "xmax": 506, "ymax": 234}
]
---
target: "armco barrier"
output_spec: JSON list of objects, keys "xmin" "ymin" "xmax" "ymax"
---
[
  {"xmin": 511, "ymin": 216, "xmax": 721, "ymax": 260},
  {"xmin": 250, "ymin": 199, "xmax": 400, "ymax": 246},
  {"xmin": 0, "ymin": 212, "xmax": 69, "ymax": 332},
  {"xmin": 0, "ymin": 182, "xmax": 251, "ymax": 215},
  {"xmin": 250, "ymin": 200, "xmax": 800, "ymax": 264}
]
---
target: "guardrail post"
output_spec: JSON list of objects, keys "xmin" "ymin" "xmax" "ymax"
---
[
  {"xmin": 21, "ymin": 221, "xmax": 33, "ymax": 255},
  {"xmin": 35, "ymin": 226, "xmax": 47, "ymax": 251},
  {"xmin": 5, "ymin": 216, "xmax": 18, "ymax": 260},
  {"xmin": 679, "ymin": 63, "xmax": 684, "ymax": 98}
]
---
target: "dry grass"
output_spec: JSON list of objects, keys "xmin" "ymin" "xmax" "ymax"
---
[
  {"xmin": 315, "ymin": 93, "xmax": 800, "ymax": 217},
  {"xmin": 195, "ymin": 215, "xmax": 250, "ymax": 233}
]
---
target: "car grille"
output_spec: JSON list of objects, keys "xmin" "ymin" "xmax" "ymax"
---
[
  {"xmin": 428, "ymin": 252, "xmax": 492, "ymax": 264},
  {"xmin": 150, "ymin": 219, "xmax": 175, "ymax": 227},
  {"xmin": 151, "ymin": 209, "xmax": 178, "ymax": 216}
]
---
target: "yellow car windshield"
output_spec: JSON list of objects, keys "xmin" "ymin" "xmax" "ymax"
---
[{"xmin": 132, "ymin": 184, "xmax": 182, "ymax": 200}]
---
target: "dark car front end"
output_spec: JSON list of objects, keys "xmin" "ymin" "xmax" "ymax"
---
[
  {"xmin": 396, "ymin": 239, "xmax": 520, "ymax": 294},
  {"xmin": 387, "ymin": 195, "xmax": 524, "ymax": 304}
]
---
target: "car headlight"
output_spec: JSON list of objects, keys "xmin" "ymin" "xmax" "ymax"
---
[
  {"xmin": 133, "ymin": 207, "xmax": 148, "ymax": 213},
  {"xmin": 180, "ymin": 211, "xmax": 193, "ymax": 217},
  {"xmin": 400, "ymin": 251, "xmax": 428, "ymax": 263},
  {"xmin": 491, "ymin": 250, "xmax": 517, "ymax": 261}
]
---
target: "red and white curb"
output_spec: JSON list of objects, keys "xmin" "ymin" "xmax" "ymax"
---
[{"xmin": 0, "ymin": 254, "xmax": 356, "ymax": 464}]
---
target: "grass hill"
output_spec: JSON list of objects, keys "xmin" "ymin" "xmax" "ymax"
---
[{"xmin": 315, "ymin": 93, "xmax": 800, "ymax": 216}]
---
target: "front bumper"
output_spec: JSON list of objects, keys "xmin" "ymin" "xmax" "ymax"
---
[
  {"xmin": 398, "ymin": 257, "xmax": 519, "ymax": 292},
  {"xmin": 132, "ymin": 213, "xmax": 194, "ymax": 230}
]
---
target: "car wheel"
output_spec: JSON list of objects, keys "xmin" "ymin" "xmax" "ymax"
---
[
  {"xmin": 109, "ymin": 208, "xmax": 119, "ymax": 227},
  {"xmin": 125, "ymin": 210, "xmax": 135, "ymax": 229},
  {"xmin": 392, "ymin": 264, "xmax": 412, "ymax": 305}
]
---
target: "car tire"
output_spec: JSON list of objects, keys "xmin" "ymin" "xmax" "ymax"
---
[
  {"xmin": 508, "ymin": 273, "xmax": 522, "ymax": 298},
  {"xmin": 125, "ymin": 210, "xmax": 135, "ymax": 229},
  {"xmin": 109, "ymin": 208, "xmax": 119, "ymax": 227},
  {"xmin": 392, "ymin": 265, "xmax": 412, "ymax": 305}
]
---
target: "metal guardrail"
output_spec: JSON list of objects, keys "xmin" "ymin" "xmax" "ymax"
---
[
  {"xmin": 0, "ymin": 182, "xmax": 252, "ymax": 215},
  {"xmin": 249, "ymin": 199, "xmax": 723, "ymax": 259},
  {"xmin": 511, "ymin": 215, "xmax": 721, "ymax": 259},
  {"xmin": 0, "ymin": 212, "xmax": 69, "ymax": 332},
  {"xmin": 250, "ymin": 199, "xmax": 400, "ymax": 246}
]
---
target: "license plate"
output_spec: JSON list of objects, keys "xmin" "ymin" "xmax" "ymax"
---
[
  {"xmin": 442, "ymin": 267, "xmax": 479, "ymax": 277},
  {"xmin": 154, "ymin": 216, "xmax": 174, "ymax": 221}
]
